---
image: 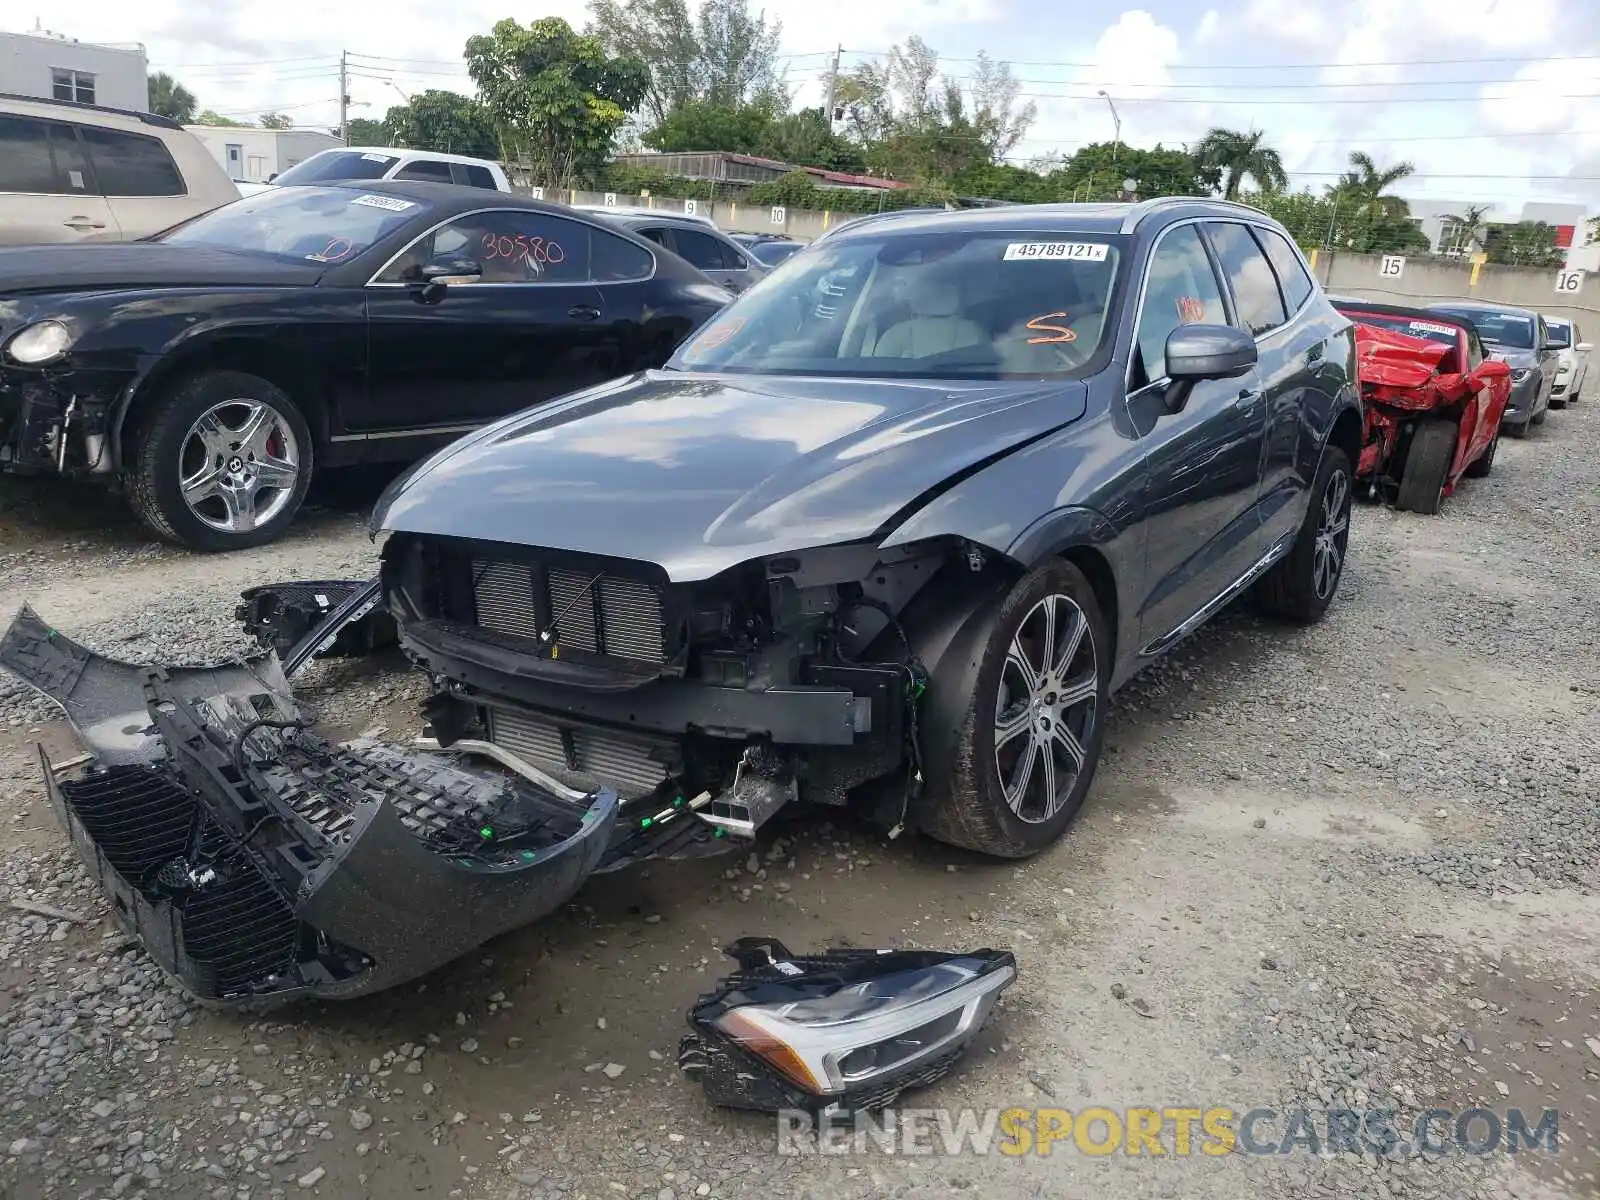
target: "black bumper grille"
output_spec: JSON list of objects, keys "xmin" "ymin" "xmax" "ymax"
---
[{"xmin": 468, "ymin": 557, "xmax": 667, "ymax": 665}]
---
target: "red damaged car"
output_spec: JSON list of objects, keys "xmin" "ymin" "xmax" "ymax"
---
[{"xmin": 1330, "ymin": 299, "xmax": 1512, "ymax": 514}]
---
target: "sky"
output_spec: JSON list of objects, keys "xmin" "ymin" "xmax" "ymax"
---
[{"xmin": 20, "ymin": 0, "xmax": 1600, "ymax": 217}]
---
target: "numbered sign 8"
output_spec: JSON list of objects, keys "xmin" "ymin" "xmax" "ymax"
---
[
  {"xmin": 1379, "ymin": 255, "xmax": 1406, "ymax": 279},
  {"xmin": 770, "ymin": 205, "xmax": 786, "ymax": 225},
  {"xmin": 684, "ymin": 199, "xmax": 698, "ymax": 216},
  {"xmin": 603, "ymin": 192, "xmax": 618, "ymax": 207},
  {"xmin": 1555, "ymin": 268, "xmax": 1586, "ymax": 295},
  {"xmin": 530, "ymin": 186, "xmax": 545, "ymax": 200}
]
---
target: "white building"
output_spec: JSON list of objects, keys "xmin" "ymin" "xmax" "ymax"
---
[
  {"xmin": 186, "ymin": 126, "xmax": 344, "ymax": 185},
  {"xmin": 1404, "ymin": 196, "xmax": 1592, "ymax": 262},
  {"xmin": 0, "ymin": 26, "xmax": 148, "ymax": 111}
]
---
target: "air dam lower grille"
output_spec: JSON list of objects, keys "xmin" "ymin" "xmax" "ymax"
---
[
  {"xmin": 488, "ymin": 707, "xmax": 673, "ymax": 800},
  {"xmin": 470, "ymin": 559, "xmax": 666, "ymax": 664}
]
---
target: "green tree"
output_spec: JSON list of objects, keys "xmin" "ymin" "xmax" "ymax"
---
[
  {"xmin": 195, "ymin": 109, "xmax": 249, "ymax": 127},
  {"xmin": 763, "ymin": 108, "xmax": 866, "ymax": 174},
  {"xmin": 381, "ymin": 90, "xmax": 501, "ymax": 158},
  {"xmin": 1328, "ymin": 150, "xmax": 1414, "ymax": 218},
  {"xmin": 1051, "ymin": 142, "xmax": 1209, "ymax": 202},
  {"xmin": 1484, "ymin": 221, "xmax": 1565, "ymax": 268},
  {"xmin": 259, "ymin": 111, "xmax": 294, "ymax": 129},
  {"xmin": 1442, "ymin": 203, "xmax": 1491, "ymax": 253},
  {"xmin": 642, "ymin": 95, "xmax": 778, "ymax": 154},
  {"xmin": 1192, "ymin": 128, "xmax": 1286, "ymax": 200},
  {"xmin": 147, "ymin": 72, "xmax": 197, "ymax": 123},
  {"xmin": 694, "ymin": 0, "xmax": 782, "ymax": 108},
  {"xmin": 339, "ymin": 117, "xmax": 387, "ymax": 144},
  {"xmin": 466, "ymin": 17, "xmax": 648, "ymax": 188}
]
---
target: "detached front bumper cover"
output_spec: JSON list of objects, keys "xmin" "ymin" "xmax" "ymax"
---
[
  {"xmin": 679, "ymin": 937, "xmax": 1016, "ymax": 1114},
  {"xmin": 0, "ymin": 604, "xmax": 624, "ymax": 1008}
]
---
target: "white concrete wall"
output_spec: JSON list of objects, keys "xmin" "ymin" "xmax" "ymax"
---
[{"xmin": 0, "ymin": 30, "xmax": 147, "ymax": 111}]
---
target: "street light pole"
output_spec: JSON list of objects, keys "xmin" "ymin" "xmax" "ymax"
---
[{"xmin": 1097, "ymin": 89, "xmax": 1121, "ymax": 166}]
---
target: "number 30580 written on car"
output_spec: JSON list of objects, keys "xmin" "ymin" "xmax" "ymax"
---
[{"xmin": 1003, "ymin": 242, "xmax": 1110, "ymax": 262}]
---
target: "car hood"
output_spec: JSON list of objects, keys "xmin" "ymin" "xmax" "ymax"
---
[
  {"xmin": 0, "ymin": 243, "xmax": 324, "ymax": 295},
  {"xmin": 373, "ymin": 370, "xmax": 1089, "ymax": 580}
]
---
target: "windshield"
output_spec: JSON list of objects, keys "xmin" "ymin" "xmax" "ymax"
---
[
  {"xmin": 1346, "ymin": 312, "xmax": 1460, "ymax": 347},
  {"xmin": 1436, "ymin": 308, "xmax": 1534, "ymax": 349},
  {"xmin": 669, "ymin": 230, "xmax": 1122, "ymax": 380},
  {"xmin": 158, "ymin": 185, "xmax": 428, "ymax": 265},
  {"xmin": 273, "ymin": 150, "xmax": 399, "ymax": 186}
]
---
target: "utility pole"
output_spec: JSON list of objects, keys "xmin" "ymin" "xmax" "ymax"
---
[
  {"xmin": 823, "ymin": 44, "xmax": 843, "ymax": 128},
  {"xmin": 339, "ymin": 50, "xmax": 349, "ymax": 144}
]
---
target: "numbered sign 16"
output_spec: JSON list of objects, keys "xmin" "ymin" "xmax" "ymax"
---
[
  {"xmin": 1379, "ymin": 254, "xmax": 1406, "ymax": 279},
  {"xmin": 603, "ymin": 192, "xmax": 618, "ymax": 207},
  {"xmin": 1555, "ymin": 268, "xmax": 1586, "ymax": 294},
  {"xmin": 770, "ymin": 205, "xmax": 786, "ymax": 225},
  {"xmin": 684, "ymin": 199, "xmax": 698, "ymax": 216},
  {"xmin": 529, "ymin": 186, "xmax": 545, "ymax": 200}
]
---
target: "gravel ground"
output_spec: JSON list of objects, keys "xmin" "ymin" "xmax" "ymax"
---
[{"xmin": 1, "ymin": 408, "xmax": 1596, "ymax": 1200}]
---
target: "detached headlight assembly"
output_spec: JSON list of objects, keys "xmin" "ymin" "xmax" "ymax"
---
[
  {"xmin": 4, "ymin": 320, "xmax": 74, "ymax": 365},
  {"xmin": 679, "ymin": 937, "xmax": 1017, "ymax": 1113}
]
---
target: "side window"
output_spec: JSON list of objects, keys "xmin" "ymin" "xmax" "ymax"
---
[
  {"xmin": 1134, "ymin": 224, "xmax": 1228, "ymax": 384},
  {"xmin": 378, "ymin": 210, "xmax": 591, "ymax": 284},
  {"xmin": 590, "ymin": 229, "xmax": 654, "ymax": 282},
  {"xmin": 669, "ymin": 228, "xmax": 737, "ymax": 271},
  {"xmin": 636, "ymin": 227, "xmax": 671, "ymax": 249},
  {"xmin": 0, "ymin": 116, "xmax": 58, "ymax": 193},
  {"xmin": 393, "ymin": 159, "xmax": 454, "ymax": 183},
  {"xmin": 78, "ymin": 127, "xmax": 184, "ymax": 197},
  {"xmin": 460, "ymin": 164, "xmax": 496, "ymax": 189},
  {"xmin": 1256, "ymin": 227, "xmax": 1314, "ymax": 314},
  {"xmin": 1206, "ymin": 222, "xmax": 1288, "ymax": 336},
  {"xmin": 47, "ymin": 124, "xmax": 94, "ymax": 193}
]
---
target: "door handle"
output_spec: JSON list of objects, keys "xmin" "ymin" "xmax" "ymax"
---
[
  {"xmin": 63, "ymin": 218, "xmax": 106, "ymax": 231},
  {"xmin": 1234, "ymin": 387, "xmax": 1263, "ymax": 409},
  {"xmin": 567, "ymin": 305, "xmax": 601, "ymax": 321}
]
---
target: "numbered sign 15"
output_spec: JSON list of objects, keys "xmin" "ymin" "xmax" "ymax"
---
[
  {"xmin": 1379, "ymin": 254, "xmax": 1406, "ymax": 279},
  {"xmin": 770, "ymin": 205, "xmax": 786, "ymax": 225},
  {"xmin": 603, "ymin": 192, "xmax": 618, "ymax": 207},
  {"xmin": 1555, "ymin": 268, "xmax": 1586, "ymax": 295},
  {"xmin": 684, "ymin": 199, "xmax": 698, "ymax": 216}
]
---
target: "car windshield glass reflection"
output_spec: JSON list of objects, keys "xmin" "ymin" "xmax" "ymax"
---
[
  {"xmin": 158, "ymin": 186, "xmax": 429, "ymax": 265},
  {"xmin": 1438, "ymin": 309, "xmax": 1534, "ymax": 349},
  {"xmin": 669, "ymin": 231, "xmax": 1122, "ymax": 380}
]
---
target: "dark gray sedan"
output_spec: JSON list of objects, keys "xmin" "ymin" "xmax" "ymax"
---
[{"xmin": 1431, "ymin": 301, "xmax": 1559, "ymax": 435}]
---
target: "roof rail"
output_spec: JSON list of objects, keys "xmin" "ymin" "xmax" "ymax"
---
[
  {"xmin": 1118, "ymin": 194, "xmax": 1271, "ymax": 233},
  {"xmin": 0, "ymin": 90, "xmax": 182, "ymax": 130}
]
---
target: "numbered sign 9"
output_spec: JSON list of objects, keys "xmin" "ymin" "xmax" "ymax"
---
[
  {"xmin": 529, "ymin": 186, "xmax": 545, "ymax": 200},
  {"xmin": 603, "ymin": 192, "xmax": 618, "ymax": 207},
  {"xmin": 684, "ymin": 199, "xmax": 698, "ymax": 216},
  {"xmin": 1379, "ymin": 255, "xmax": 1406, "ymax": 279},
  {"xmin": 770, "ymin": 205, "xmax": 786, "ymax": 225},
  {"xmin": 1555, "ymin": 268, "xmax": 1586, "ymax": 295}
]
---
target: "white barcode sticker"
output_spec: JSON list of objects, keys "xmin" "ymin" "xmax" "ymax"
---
[
  {"xmin": 1407, "ymin": 320, "xmax": 1457, "ymax": 336},
  {"xmin": 351, "ymin": 194, "xmax": 416, "ymax": 212},
  {"xmin": 361, "ymin": 152, "xmax": 392, "ymax": 162},
  {"xmin": 1003, "ymin": 241, "xmax": 1109, "ymax": 262}
]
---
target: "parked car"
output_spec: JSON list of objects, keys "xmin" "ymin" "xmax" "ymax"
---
[
  {"xmin": 1429, "ymin": 301, "xmax": 1558, "ymax": 436},
  {"xmin": 1543, "ymin": 314, "xmax": 1591, "ymax": 406},
  {"xmin": 580, "ymin": 210, "xmax": 768, "ymax": 294},
  {"xmin": 730, "ymin": 231, "xmax": 807, "ymax": 267},
  {"xmin": 267, "ymin": 146, "xmax": 512, "ymax": 191},
  {"xmin": 367, "ymin": 197, "xmax": 1362, "ymax": 865},
  {"xmin": 814, "ymin": 207, "xmax": 952, "ymax": 242},
  {"xmin": 1331, "ymin": 300, "xmax": 1511, "ymax": 512},
  {"xmin": 0, "ymin": 92, "xmax": 239, "ymax": 245},
  {"xmin": 572, "ymin": 203, "xmax": 718, "ymax": 228},
  {"xmin": 0, "ymin": 180, "xmax": 729, "ymax": 550}
]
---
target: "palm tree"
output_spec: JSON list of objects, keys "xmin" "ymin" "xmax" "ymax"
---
[
  {"xmin": 1192, "ymin": 127, "xmax": 1288, "ymax": 200},
  {"xmin": 1441, "ymin": 203, "xmax": 1491, "ymax": 255},
  {"xmin": 147, "ymin": 72, "xmax": 198, "ymax": 124},
  {"xmin": 1332, "ymin": 150, "xmax": 1415, "ymax": 218}
]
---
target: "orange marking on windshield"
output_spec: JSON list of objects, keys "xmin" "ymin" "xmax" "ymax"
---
[
  {"xmin": 1175, "ymin": 296, "xmax": 1207, "ymax": 323},
  {"xmin": 1025, "ymin": 313, "xmax": 1077, "ymax": 344}
]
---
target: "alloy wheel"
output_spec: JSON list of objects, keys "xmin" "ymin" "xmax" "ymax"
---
[
  {"xmin": 178, "ymin": 400, "xmax": 301, "ymax": 534},
  {"xmin": 1312, "ymin": 467, "xmax": 1351, "ymax": 601},
  {"xmin": 993, "ymin": 593, "xmax": 1099, "ymax": 824}
]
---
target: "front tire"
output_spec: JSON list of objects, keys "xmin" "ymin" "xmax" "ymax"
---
[
  {"xmin": 1396, "ymin": 418, "xmax": 1456, "ymax": 514},
  {"xmin": 1256, "ymin": 443, "xmax": 1352, "ymax": 625},
  {"xmin": 1464, "ymin": 426, "xmax": 1498, "ymax": 478},
  {"xmin": 126, "ymin": 371, "xmax": 313, "ymax": 552},
  {"xmin": 920, "ymin": 560, "xmax": 1109, "ymax": 859}
]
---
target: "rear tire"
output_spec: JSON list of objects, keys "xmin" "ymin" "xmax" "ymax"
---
[
  {"xmin": 126, "ymin": 370, "xmax": 313, "ymax": 552},
  {"xmin": 1464, "ymin": 427, "xmax": 1498, "ymax": 478},
  {"xmin": 919, "ymin": 560, "xmax": 1109, "ymax": 859},
  {"xmin": 1396, "ymin": 418, "xmax": 1456, "ymax": 514},
  {"xmin": 1256, "ymin": 443, "xmax": 1352, "ymax": 625}
]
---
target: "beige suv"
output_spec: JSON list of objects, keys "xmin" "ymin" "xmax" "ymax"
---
[{"xmin": 0, "ymin": 92, "xmax": 238, "ymax": 245}]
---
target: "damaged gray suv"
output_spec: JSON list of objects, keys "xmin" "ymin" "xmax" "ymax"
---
[{"xmin": 3, "ymin": 198, "xmax": 1360, "ymax": 1011}]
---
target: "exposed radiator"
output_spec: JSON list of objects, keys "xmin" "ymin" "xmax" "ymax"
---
[
  {"xmin": 469, "ymin": 559, "xmax": 666, "ymax": 664},
  {"xmin": 488, "ymin": 707, "xmax": 673, "ymax": 800}
]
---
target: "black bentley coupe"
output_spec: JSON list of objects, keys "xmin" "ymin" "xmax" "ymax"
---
[{"xmin": 0, "ymin": 180, "xmax": 730, "ymax": 550}]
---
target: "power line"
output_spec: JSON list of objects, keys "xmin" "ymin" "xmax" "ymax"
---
[{"xmin": 822, "ymin": 49, "xmax": 1600, "ymax": 70}]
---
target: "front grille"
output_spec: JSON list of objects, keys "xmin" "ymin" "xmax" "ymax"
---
[
  {"xmin": 469, "ymin": 558, "xmax": 666, "ymax": 664},
  {"xmin": 489, "ymin": 706, "xmax": 674, "ymax": 800}
]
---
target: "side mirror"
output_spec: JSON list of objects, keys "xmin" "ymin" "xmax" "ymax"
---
[
  {"xmin": 1160, "ymin": 324, "xmax": 1258, "ymax": 414},
  {"xmin": 1476, "ymin": 360, "xmax": 1511, "ymax": 381},
  {"xmin": 1544, "ymin": 335, "xmax": 1570, "ymax": 351},
  {"xmin": 1577, "ymin": 341, "xmax": 1594, "ymax": 353},
  {"xmin": 411, "ymin": 256, "xmax": 482, "ymax": 300}
]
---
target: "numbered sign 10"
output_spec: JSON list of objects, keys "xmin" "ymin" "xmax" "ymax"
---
[
  {"xmin": 1555, "ymin": 268, "xmax": 1586, "ymax": 294},
  {"xmin": 1379, "ymin": 255, "xmax": 1406, "ymax": 279},
  {"xmin": 684, "ymin": 199, "xmax": 698, "ymax": 216},
  {"xmin": 770, "ymin": 205, "xmax": 786, "ymax": 225},
  {"xmin": 603, "ymin": 192, "xmax": 618, "ymax": 207}
]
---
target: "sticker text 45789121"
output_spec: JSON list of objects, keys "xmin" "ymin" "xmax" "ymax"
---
[{"xmin": 1003, "ymin": 242, "xmax": 1110, "ymax": 262}]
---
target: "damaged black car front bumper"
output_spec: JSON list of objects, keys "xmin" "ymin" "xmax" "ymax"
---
[{"xmin": 0, "ymin": 606, "xmax": 724, "ymax": 1008}]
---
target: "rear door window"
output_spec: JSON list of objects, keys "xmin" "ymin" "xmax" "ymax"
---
[
  {"xmin": 393, "ymin": 159, "xmax": 454, "ymax": 183},
  {"xmin": 378, "ymin": 209, "xmax": 593, "ymax": 284},
  {"xmin": 1205, "ymin": 221, "xmax": 1288, "ymax": 336},
  {"xmin": 458, "ymin": 164, "xmax": 497, "ymax": 189},
  {"xmin": 0, "ymin": 115, "xmax": 59, "ymax": 193},
  {"xmin": 77, "ymin": 126, "xmax": 185, "ymax": 196},
  {"xmin": 672, "ymin": 228, "xmax": 741, "ymax": 270}
]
